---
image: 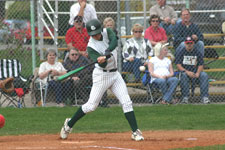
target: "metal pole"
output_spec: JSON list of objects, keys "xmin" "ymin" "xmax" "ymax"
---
[
  {"xmin": 125, "ymin": 0, "xmax": 131, "ymax": 35},
  {"xmin": 143, "ymin": 0, "xmax": 146, "ymax": 30},
  {"xmin": 185, "ymin": 0, "xmax": 190, "ymax": 9},
  {"xmin": 30, "ymin": 0, "xmax": 36, "ymax": 73},
  {"xmin": 38, "ymin": 0, "xmax": 44, "ymax": 60},
  {"xmin": 54, "ymin": 0, "xmax": 59, "ymax": 60},
  {"xmin": 117, "ymin": 0, "xmax": 122, "ymax": 72}
]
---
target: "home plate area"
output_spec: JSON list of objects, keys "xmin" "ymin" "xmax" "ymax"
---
[{"xmin": 1, "ymin": 130, "xmax": 225, "ymax": 150}]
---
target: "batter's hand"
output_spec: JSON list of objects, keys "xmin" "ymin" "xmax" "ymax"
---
[{"xmin": 97, "ymin": 56, "xmax": 106, "ymax": 64}]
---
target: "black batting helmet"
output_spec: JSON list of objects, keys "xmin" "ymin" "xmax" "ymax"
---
[{"xmin": 86, "ymin": 19, "xmax": 102, "ymax": 36}]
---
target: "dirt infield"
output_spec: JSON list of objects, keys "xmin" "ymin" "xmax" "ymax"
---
[{"xmin": 1, "ymin": 130, "xmax": 225, "ymax": 150}]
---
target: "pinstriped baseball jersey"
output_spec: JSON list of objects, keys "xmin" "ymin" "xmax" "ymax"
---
[
  {"xmin": 88, "ymin": 28, "xmax": 117, "ymax": 70},
  {"xmin": 82, "ymin": 28, "xmax": 133, "ymax": 114}
]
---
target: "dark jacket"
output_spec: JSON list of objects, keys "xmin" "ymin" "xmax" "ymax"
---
[
  {"xmin": 63, "ymin": 55, "xmax": 94, "ymax": 84},
  {"xmin": 173, "ymin": 22, "xmax": 204, "ymax": 49}
]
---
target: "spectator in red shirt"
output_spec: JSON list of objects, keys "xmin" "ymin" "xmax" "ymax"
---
[
  {"xmin": 65, "ymin": 16, "xmax": 90, "ymax": 58},
  {"xmin": 144, "ymin": 14, "xmax": 174, "ymax": 59},
  {"xmin": 144, "ymin": 14, "xmax": 167, "ymax": 48}
]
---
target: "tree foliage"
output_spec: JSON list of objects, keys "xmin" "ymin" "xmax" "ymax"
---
[{"xmin": 6, "ymin": 1, "xmax": 30, "ymax": 20}]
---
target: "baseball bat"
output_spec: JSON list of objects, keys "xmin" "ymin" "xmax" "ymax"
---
[{"xmin": 56, "ymin": 60, "xmax": 97, "ymax": 81}]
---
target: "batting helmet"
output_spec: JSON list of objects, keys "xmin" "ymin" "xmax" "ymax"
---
[{"xmin": 86, "ymin": 19, "xmax": 102, "ymax": 36}]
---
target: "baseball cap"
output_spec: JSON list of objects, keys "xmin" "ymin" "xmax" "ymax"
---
[
  {"xmin": 185, "ymin": 36, "xmax": 194, "ymax": 43},
  {"xmin": 154, "ymin": 43, "xmax": 169, "ymax": 56},
  {"xmin": 74, "ymin": 16, "xmax": 83, "ymax": 22}
]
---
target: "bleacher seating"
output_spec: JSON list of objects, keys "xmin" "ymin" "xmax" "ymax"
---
[{"xmin": 37, "ymin": 33, "xmax": 225, "ymax": 92}]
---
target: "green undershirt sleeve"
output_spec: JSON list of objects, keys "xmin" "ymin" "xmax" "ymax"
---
[
  {"xmin": 87, "ymin": 47, "xmax": 107, "ymax": 68},
  {"xmin": 106, "ymin": 28, "xmax": 118, "ymax": 52}
]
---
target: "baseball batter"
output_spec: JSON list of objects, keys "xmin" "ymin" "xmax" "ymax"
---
[{"xmin": 60, "ymin": 19, "xmax": 144, "ymax": 141}]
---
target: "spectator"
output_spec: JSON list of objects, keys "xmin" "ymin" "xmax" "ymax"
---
[
  {"xmin": 173, "ymin": 8, "xmax": 204, "ymax": 56},
  {"xmin": 144, "ymin": 15, "xmax": 174, "ymax": 60},
  {"xmin": 149, "ymin": 0, "xmax": 178, "ymax": 35},
  {"xmin": 123, "ymin": 23, "xmax": 153, "ymax": 83},
  {"xmin": 65, "ymin": 16, "xmax": 90, "ymax": 58},
  {"xmin": 38, "ymin": 49, "xmax": 67, "ymax": 107},
  {"xmin": 144, "ymin": 14, "xmax": 168, "ymax": 47},
  {"xmin": 63, "ymin": 48, "xmax": 93, "ymax": 104},
  {"xmin": 175, "ymin": 37, "xmax": 210, "ymax": 104},
  {"xmin": 69, "ymin": 0, "xmax": 97, "ymax": 26},
  {"xmin": 103, "ymin": 17, "xmax": 125, "ymax": 48},
  {"xmin": 103, "ymin": 17, "xmax": 118, "ymax": 36},
  {"xmin": 148, "ymin": 43, "xmax": 178, "ymax": 104}
]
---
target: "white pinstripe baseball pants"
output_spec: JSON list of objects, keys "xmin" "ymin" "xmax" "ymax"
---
[{"xmin": 82, "ymin": 68, "xmax": 133, "ymax": 113}]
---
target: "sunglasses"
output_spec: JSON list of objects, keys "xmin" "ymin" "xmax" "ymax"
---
[
  {"xmin": 71, "ymin": 53, "xmax": 79, "ymax": 56},
  {"xmin": 133, "ymin": 31, "xmax": 143, "ymax": 33},
  {"xmin": 151, "ymin": 20, "xmax": 159, "ymax": 22},
  {"xmin": 75, "ymin": 20, "xmax": 83, "ymax": 23}
]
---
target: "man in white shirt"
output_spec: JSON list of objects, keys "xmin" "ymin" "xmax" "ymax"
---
[
  {"xmin": 149, "ymin": 0, "xmax": 178, "ymax": 35},
  {"xmin": 69, "ymin": 0, "xmax": 97, "ymax": 26}
]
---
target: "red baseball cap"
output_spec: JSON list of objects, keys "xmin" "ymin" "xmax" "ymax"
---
[{"xmin": 185, "ymin": 36, "xmax": 194, "ymax": 44}]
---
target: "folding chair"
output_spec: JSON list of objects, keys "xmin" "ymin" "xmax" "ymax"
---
[
  {"xmin": 31, "ymin": 68, "xmax": 91, "ymax": 107},
  {"xmin": 30, "ymin": 67, "xmax": 54, "ymax": 107},
  {"xmin": 142, "ymin": 70, "xmax": 180, "ymax": 104},
  {"xmin": 142, "ymin": 70, "xmax": 162, "ymax": 104},
  {"xmin": 0, "ymin": 59, "xmax": 32, "ymax": 108}
]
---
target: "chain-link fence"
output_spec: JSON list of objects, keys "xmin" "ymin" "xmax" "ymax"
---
[{"xmin": 0, "ymin": 0, "xmax": 225, "ymax": 108}]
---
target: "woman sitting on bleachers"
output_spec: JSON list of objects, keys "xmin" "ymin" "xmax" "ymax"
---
[
  {"xmin": 122, "ymin": 23, "xmax": 153, "ymax": 83},
  {"xmin": 38, "ymin": 49, "xmax": 67, "ymax": 107}
]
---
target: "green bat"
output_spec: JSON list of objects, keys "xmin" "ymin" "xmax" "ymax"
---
[{"xmin": 57, "ymin": 60, "xmax": 97, "ymax": 81}]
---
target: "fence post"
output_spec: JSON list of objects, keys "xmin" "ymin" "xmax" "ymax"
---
[
  {"xmin": 143, "ymin": 0, "xmax": 147, "ymax": 30},
  {"xmin": 54, "ymin": 0, "xmax": 58, "ymax": 61},
  {"xmin": 30, "ymin": 0, "xmax": 36, "ymax": 73},
  {"xmin": 125, "ymin": 1, "xmax": 131, "ymax": 35},
  {"xmin": 117, "ymin": 0, "xmax": 122, "ymax": 72},
  {"xmin": 185, "ymin": 0, "xmax": 190, "ymax": 9}
]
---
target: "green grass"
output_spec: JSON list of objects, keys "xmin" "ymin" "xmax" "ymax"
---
[
  {"xmin": 171, "ymin": 145, "xmax": 225, "ymax": 150},
  {"xmin": 0, "ymin": 46, "xmax": 41, "ymax": 77},
  {"xmin": 1, "ymin": 105, "xmax": 225, "ymax": 149},
  {"xmin": 0, "ymin": 104, "xmax": 225, "ymax": 136}
]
